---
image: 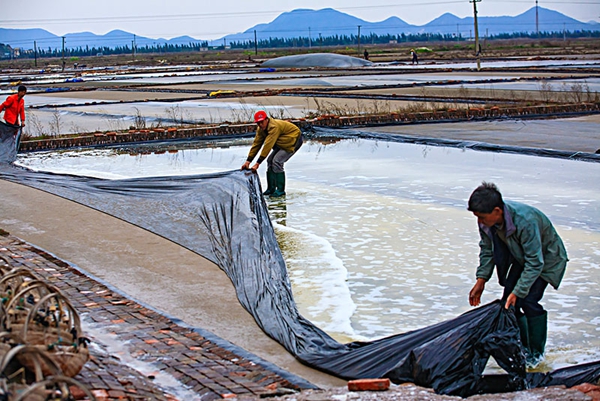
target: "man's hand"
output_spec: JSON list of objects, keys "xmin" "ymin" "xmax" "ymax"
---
[
  {"xmin": 469, "ymin": 278, "xmax": 486, "ymax": 307},
  {"xmin": 241, "ymin": 161, "xmax": 251, "ymax": 170},
  {"xmin": 250, "ymin": 163, "xmax": 260, "ymax": 171},
  {"xmin": 504, "ymin": 293, "xmax": 517, "ymax": 309}
]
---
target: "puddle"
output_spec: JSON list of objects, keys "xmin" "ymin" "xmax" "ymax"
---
[{"xmin": 82, "ymin": 317, "xmax": 203, "ymax": 400}]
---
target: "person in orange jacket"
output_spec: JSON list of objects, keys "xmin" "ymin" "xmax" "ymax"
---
[
  {"xmin": 241, "ymin": 110, "xmax": 303, "ymax": 197},
  {"xmin": 0, "ymin": 85, "xmax": 27, "ymax": 127}
]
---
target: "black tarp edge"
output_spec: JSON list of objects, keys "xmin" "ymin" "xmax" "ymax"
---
[{"xmin": 307, "ymin": 126, "xmax": 600, "ymax": 163}]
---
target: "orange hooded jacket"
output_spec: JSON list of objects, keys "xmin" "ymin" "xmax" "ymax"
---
[{"xmin": 0, "ymin": 94, "xmax": 26, "ymax": 126}]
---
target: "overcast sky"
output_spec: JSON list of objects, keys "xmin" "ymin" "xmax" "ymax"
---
[{"xmin": 3, "ymin": 0, "xmax": 599, "ymax": 40}]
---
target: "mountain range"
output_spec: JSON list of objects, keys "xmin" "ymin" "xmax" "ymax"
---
[{"xmin": 1, "ymin": 7, "xmax": 598, "ymax": 51}]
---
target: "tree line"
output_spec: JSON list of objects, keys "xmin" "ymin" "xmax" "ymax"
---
[
  {"xmin": 2, "ymin": 30, "xmax": 599, "ymax": 59},
  {"xmin": 228, "ymin": 30, "xmax": 600, "ymax": 49}
]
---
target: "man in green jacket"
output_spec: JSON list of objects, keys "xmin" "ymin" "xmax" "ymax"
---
[
  {"xmin": 467, "ymin": 182, "xmax": 568, "ymax": 367},
  {"xmin": 241, "ymin": 111, "xmax": 303, "ymax": 197}
]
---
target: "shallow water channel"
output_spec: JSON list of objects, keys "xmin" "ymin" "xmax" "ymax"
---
[{"xmin": 16, "ymin": 134, "xmax": 600, "ymax": 372}]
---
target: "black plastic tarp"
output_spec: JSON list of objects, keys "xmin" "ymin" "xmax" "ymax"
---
[
  {"xmin": 1, "ymin": 123, "xmax": 599, "ymax": 396},
  {"xmin": 306, "ymin": 127, "xmax": 600, "ymax": 163}
]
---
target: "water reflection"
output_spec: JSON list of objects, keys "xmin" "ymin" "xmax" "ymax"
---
[
  {"xmin": 268, "ymin": 199, "xmax": 288, "ymax": 226},
  {"xmin": 16, "ymin": 135, "xmax": 600, "ymax": 370}
]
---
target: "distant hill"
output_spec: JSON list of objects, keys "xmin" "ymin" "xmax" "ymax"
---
[
  {"xmin": 1, "ymin": 6, "xmax": 597, "ymax": 51},
  {"xmin": 221, "ymin": 8, "xmax": 414, "ymax": 43},
  {"xmin": 422, "ymin": 7, "xmax": 593, "ymax": 37},
  {"xmin": 0, "ymin": 28, "xmax": 204, "ymax": 53},
  {"xmin": 224, "ymin": 7, "xmax": 596, "ymax": 42}
]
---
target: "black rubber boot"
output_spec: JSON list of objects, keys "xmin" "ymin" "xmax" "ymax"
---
[
  {"xmin": 516, "ymin": 314, "xmax": 530, "ymax": 357},
  {"xmin": 527, "ymin": 311, "xmax": 548, "ymax": 368},
  {"xmin": 271, "ymin": 171, "xmax": 286, "ymax": 197},
  {"xmin": 263, "ymin": 169, "xmax": 276, "ymax": 196}
]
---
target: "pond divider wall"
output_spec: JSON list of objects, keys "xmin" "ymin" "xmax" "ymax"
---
[{"xmin": 18, "ymin": 102, "xmax": 600, "ymax": 152}]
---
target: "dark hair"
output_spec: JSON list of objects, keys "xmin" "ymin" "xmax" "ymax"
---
[
  {"xmin": 17, "ymin": 85, "xmax": 27, "ymax": 93},
  {"xmin": 467, "ymin": 182, "xmax": 504, "ymax": 213}
]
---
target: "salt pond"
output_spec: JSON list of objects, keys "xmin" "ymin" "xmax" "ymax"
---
[{"xmin": 16, "ymin": 132, "xmax": 600, "ymax": 372}]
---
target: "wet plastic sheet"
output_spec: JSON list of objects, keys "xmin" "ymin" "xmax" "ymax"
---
[
  {"xmin": 0, "ymin": 122, "xmax": 20, "ymax": 164},
  {"xmin": 261, "ymin": 53, "xmax": 372, "ymax": 68},
  {"xmin": 1, "ymin": 129, "xmax": 599, "ymax": 396}
]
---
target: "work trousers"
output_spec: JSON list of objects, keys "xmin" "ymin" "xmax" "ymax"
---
[
  {"xmin": 492, "ymin": 228, "xmax": 548, "ymax": 318},
  {"xmin": 266, "ymin": 134, "xmax": 303, "ymax": 173}
]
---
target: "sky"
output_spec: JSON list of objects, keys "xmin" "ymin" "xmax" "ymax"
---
[{"xmin": 3, "ymin": 0, "xmax": 600, "ymax": 40}]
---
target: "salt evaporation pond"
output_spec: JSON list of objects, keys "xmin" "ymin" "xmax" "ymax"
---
[
  {"xmin": 23, "ymin": 98, "xmax": 303, "ymax": 135},
  {"xmin": 16, "ymin": 135, "xmax": 600, "ymax": 373}
]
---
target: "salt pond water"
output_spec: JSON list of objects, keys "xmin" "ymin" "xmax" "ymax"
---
[{"xmin": 16, "ymin": 134, "xmax": 600, "ymax": 372}]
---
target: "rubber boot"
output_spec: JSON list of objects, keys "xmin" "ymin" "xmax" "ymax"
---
[
  {"xmin": 527, "ymin": 311, "xmax": 548, "ymax": 368},
  {"xmin": 516, "ymin": 315, "xmax": 531, "ymax": 358},
  {"xmin": 271, "ymin": 171, "xmax": 286, "ymax": 197},
  {"xmin": 263, "ymin": 169, "xmax": 276, "ymax": 196}
]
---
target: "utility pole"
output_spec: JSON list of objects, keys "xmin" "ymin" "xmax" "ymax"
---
[
  {"xmin": 309, "ymin": 27, "xmax": 311, "ymax": 48},
  {"xmin": 133, "ymin": 34, "xmax": 136, "ymax": 58},
  {"xmin": 470, "ymin": 0, "xmax": 481, "ymax": 71},
  {"xmin": 254, "ymin": 30, "xmax": 258, "ymax": 55},
  {"xmin": 61, "ymin": 36, "xmax": 65, "ymax": 72},
  {"xmin": 536, "ymin": 0, "xmax": 539, "ymax": 38},
  {"xmin": 357, "ymin": 25, "xmax": 361, "ymax": 56},
  {"xmin": 34, "ymin": 40, "xmax": 37, "ymax": 67}
]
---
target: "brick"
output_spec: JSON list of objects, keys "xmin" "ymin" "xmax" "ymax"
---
[
  {"xmin": 587, "ymin": 390, "xmax": 600, "ymax": 401},
  {"xmin": 107, "ymin": 389, "xmax": 127, "ymax": 398},
  {"xmin": 347, "ymin": 378, "xmax": 390, "ymax": 392},
  {"xmin": 573, "ymin": 383, "xmax": 600, "ymax": 393},
  {"xmin": 68, "ymin": 385, "xmax": 88, "ymax": 400},
  {"xmin": 91, "ymin": 389, "xmax": 109, "ymax": 399}
]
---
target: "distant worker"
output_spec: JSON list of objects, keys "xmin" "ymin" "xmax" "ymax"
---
[
  {"xmin": 0, "ymin": 85, "xmax": 27, "ymax": 127},
  {"xmin": 363, "ymin": 49, "xmax": 369, "ymax": 61},
  {"xmin": 467, "ymin": 182, "xmax": 568, "ymax": 368},
  {"xmin": 241, "ymin": 111, "xmax": 303, "ymax": 197},
  {"xmin": 410, "ymin": 49, "xmax": 418, "ymax": 65}
]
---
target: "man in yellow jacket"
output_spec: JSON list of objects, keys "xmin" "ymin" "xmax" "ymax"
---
[{"xmin": 241, "ymin": 111, "xmax": 303, "ymax": 197}]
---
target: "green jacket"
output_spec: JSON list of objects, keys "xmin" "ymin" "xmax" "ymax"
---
[
  {"xmin": 246, "ymin": 118, "xmax": 301, "ymax": 163},
  {"xmin": 476, "ymin": 201, "xmax": 568, "ymax": 299}
]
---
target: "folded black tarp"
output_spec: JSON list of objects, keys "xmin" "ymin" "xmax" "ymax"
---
[{"xmin": 1, "ymin": 123, "xmax": 599, "ymax": 396}]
